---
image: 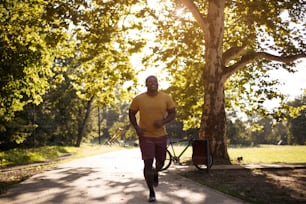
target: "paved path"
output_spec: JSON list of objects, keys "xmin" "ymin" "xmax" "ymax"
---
[{"xmin": 0, "ymin": 149, "xmax": 245, "ymax": 204}]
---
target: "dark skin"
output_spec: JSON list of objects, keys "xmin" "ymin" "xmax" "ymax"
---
[{"xmin": 129, "ymin": 76, "xmax": 176, "ymax": 201}]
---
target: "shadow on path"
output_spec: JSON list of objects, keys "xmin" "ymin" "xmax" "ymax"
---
[{"xmin": 0, "ymin": 149, "xmax": 244, "ymax": 204}]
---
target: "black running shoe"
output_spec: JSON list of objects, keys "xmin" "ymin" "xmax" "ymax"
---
[{"xmin": 148, "ymin": 196, "xmax": 156, "ymax": 202}]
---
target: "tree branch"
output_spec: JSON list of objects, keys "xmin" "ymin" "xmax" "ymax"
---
[
  {"xmin": 179, "ymin": 0, "xmax": 207, "ymax": 32},
  {"xmin": 224, "ymin": 51, "xmax": 306, "ymax": 79},
  {"xmin": 257, "ymin": 52, "xmax": 306, "ymax": 63},
  {"xmin": 222, "ymin": 45, "xmax": 247, "ymax": 64}
]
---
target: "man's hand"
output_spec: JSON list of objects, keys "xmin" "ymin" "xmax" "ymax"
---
[
  {"xmin": 154, "ymin": 120, "xmax": 164, "ymax": 128},
  {"xmin": 135, "ymin": 126, "xmax": 144, "ymax": 137},
  {"xmin": 154, "ymin": 108, "xmax": 176, "ymax": 128}
]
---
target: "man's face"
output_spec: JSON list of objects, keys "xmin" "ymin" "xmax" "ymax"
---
[{"xmin": 146, "ymin": 76, "xmax": 158, "ymax": 92}]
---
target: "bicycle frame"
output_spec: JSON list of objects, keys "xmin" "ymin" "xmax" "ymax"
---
[
  {"xmin": 168, "ymin": 138, "xmax": 194, "ymax": 163},
  {"xmin": 161, "ymin": 136, "xmax": 213, "ymax": 171}
]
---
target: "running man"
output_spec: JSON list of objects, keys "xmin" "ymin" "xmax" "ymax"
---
[{"xmin": 129, "ymin": 75, "xmax": 176, "ymax": 202}]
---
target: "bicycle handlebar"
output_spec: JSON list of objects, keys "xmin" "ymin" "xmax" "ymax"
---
[{"xmin": 168, "ymin": 135, "xmax": 196, "ymax": 145}]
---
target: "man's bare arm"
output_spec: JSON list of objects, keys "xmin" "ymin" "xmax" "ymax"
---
[
  {"xmin": 128, "ymin": 109, "xmax": 138, "ymax": 128},
  {"xmin": 128, "ymin": 109, "xmax": 144, "ymax": 137}
]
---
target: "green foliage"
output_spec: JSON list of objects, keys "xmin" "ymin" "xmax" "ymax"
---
[
  {"xmin": 1, "ymin": 0, "xmax": 305, "ymax": 150},
  {"xmin": 166, "ymin": 63, "xmax": 204, "ymax": 129},
  {"xmin": 0, "ymin": 0, "xmax": 79, "ymax": 146},
  {"xmin": 53, "ymin": 0, "xmax": 148, "ymax": 145},
  {"xmin": 67, "ymin": 0, "xmax": 146, "ymax": 106},
  {"xmin": 3, "ymin": 117, "xmax": 35, "ymax": 144},
  {"xmin": 33, "ymin": 75, "xmax": 87, "ymax": 146},
  {"xmin": 0, "ymin": 0, "xmax": 147, "ymax": 147},
  {"xmin": 0, "ymin": 0, "xmax": 71, "ymax": 124}
]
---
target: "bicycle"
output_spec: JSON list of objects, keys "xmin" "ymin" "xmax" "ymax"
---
[{"xmin": 161, "ymin": 134, "xmax": 213, "ymax": 171}]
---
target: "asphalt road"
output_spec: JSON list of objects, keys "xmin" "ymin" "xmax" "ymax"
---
[{"xmin": 0, "ymin": 148, "xmax": 245, "ymax": 204}]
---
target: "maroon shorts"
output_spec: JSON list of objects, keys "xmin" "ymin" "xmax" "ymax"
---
[{"xmin": 139, "ymin": 136, "xmax": 167, "ymax": 161}]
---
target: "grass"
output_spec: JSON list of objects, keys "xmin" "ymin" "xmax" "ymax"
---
[
  {"xmin": 0, "ymin": 144, "xmax": 125, "ymax": 168},
  {"xmin": 167, "ymin": 144, "xmax": 306, "ymax": 164},
  {"xmin": 228, "ymin": 145, "xmax": 306, "ymax": 164},
  {"xmin": 2, "ymin": 143, "xmax": 303, "ymax": 168},
  {"xmin": 0, "ymin": 146, "xmax": 66, "ymax": 167}
]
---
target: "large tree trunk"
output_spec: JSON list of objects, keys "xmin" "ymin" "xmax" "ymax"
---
[
  {"xmin": 198, "ymin": 0, "xmax": 230, "ymax": 164},
  {"xmin": 199, "ymin": 80, "xmax": 230, "ymax": 164},
  {"xmin": 75, "ymin": 97, "xmax": 94, "ymax": 147}
]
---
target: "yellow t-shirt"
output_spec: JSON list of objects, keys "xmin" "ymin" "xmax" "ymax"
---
[{"xmin": 129, "ymin": 92, "xmax": 175, "ymax": 137}]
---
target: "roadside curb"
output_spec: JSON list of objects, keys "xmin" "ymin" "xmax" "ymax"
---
[{"xmin": 164, "ymin": 163, "xmax": 306, "ymax": 175}]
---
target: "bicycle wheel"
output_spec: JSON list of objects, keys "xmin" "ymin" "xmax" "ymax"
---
[
  {"xmin": 194, "ymin": 153, "xmax": 213, "ymax": 171},
  {"xmin": 160, "ymin": 150, "xmax": 172, "ymax": 171}
]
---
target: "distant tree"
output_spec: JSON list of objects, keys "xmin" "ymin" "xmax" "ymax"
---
[
  {"xmin": 288, "ymin": 95, "xmax": 306, "ymax": 145},
  {"xmin": 253, "ymin": 118, "xmax": 274, "ymax": 144},
  {"xmin": 271, "ymin": 121, "xmax": 289, "ymax": 145},
  {"xmin": 37, "ymin": 73, "xmax": 87, "ymax": 146},
  {"xmin": 227, "ymin": 119, "xmax": 250, "ymax": 145}
]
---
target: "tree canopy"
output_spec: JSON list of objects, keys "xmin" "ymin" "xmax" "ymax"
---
[
  {"xmin": 142, "ymin": 0, "xmax": 306, "ymax": 123},
  {"xmin": 0, "ymin": 0, "xmax": 146, "ymax": 147},
  {"xmin": 1, "ymin": 0, "xmax": 60, "ymax": 123},
  {"xmin": 139, "ymin": 0, "xmax": 306, "ymax": 163}
]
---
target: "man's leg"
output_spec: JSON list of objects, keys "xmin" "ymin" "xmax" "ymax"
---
[
  {"xmin": 155, "ymin": 160, "xmax": 165, "ymax": 171},
  {"xmin": 154, "ymin": 136, "xmax": 167, "ymax": 187},
  {"xmin": 153, "ymin": 160, "xmax": 165, "ymax": 187},
  {"xmin": 143, "ymin": 159, "xmax": 156, "ymax": 202}
]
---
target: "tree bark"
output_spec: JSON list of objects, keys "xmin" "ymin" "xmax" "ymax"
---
[
  {"xmin": 198, "ymin": 0, "xmax": 231, "ymax": 164},
  {"xmin": 75, "ymin": 97, "xmax": 94, "ymax": 147}
]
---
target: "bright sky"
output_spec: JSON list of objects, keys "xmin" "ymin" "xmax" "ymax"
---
[
  {"xmin": 272, "ymin": 59, "xmax": 306, "ymax": 99},
  {"xmin": 263, "ymin": 59, "xmax": 306, "ymax": 109},
  {"xmin": 129, "ymin": 53, "xmax": 170, "ymax": 92}
]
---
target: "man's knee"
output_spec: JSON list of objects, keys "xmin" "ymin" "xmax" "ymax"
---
[
  {"xmin": 155, "ymin": 160, "xmax": 165, "ymax": 171},
  {"xmin": 144, "ymin": 159, "xmax": 154, "ymax": 170}
]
